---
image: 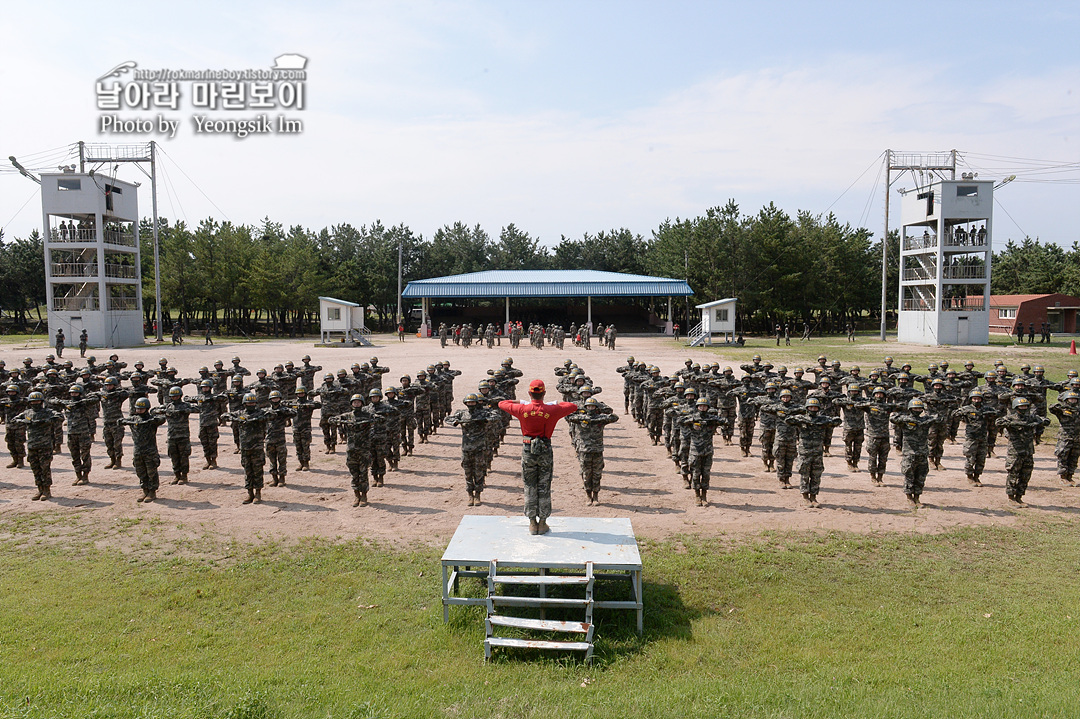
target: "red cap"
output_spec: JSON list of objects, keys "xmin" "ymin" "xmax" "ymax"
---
[{"xmin": 529, "ymin": 379, "xmax": 546, "ymax": 392}]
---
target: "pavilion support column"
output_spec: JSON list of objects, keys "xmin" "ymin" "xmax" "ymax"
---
[
  {"xmin": 587, "ymin": 296, "xmax": 592, "ymax": 327},
  {"xmin": 668, "ymin": 296, "xmax": 673, "ymax": 335},
  {"xmin": 505, "ymin": 296, "xmax": 510, "ymax": 335},
  {"xmin": 421, "ymin": 297, "xmax": 428, "ymax": 337}
]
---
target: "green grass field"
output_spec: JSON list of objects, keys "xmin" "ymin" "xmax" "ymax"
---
[{"xmin": 3, "ymin": 513, "xmax": 1080, "ymax": 718}]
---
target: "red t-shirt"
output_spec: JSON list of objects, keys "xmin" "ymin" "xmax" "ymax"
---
[{"xmin": 499, "ymin": 398, "xmax": 578, "ymax": 438}]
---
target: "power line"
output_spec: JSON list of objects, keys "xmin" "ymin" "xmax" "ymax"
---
[
  {"xmin": 156, "ymin": 146, "xmax": 230, "ymax": 222},
  {"xmin": 826, "ymin": 151, "xmax": 885, "ymax": 214},
  {"xmin": 0, "ymin": 187, "xmax": 42, "ymax": 237}
]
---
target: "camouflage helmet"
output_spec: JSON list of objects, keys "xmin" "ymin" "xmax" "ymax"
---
[
  {"xmin": 46, "ymin": 369, "xmax": 58, "ymax": 378},
  {"xmin": 1069, "ymin": 370, "xmax": 1079, "ymax": 379},
  {"xmin": 214, "ymin": 359, "xmax": 224, "ymax": 367},
  {"xmin": 847, "ymin": 384, "xmax": 861, "ymax": 393},
  {"xmin": 765, "ymin": 381, "xmax": 778, "ymax": 392},
  {"xmin": 302, "ymin": 355, "xmax": 311, "ymax": 362},
  {"xmin": 940, "ymin": 360, "xmax": 950, "ymax": 368},
  {"xmin": 285, "ymin": 361, "xmax": 294, "ymax": 369},
  {"xmin": 69, "ymin": 383, "xmax": 84, "ymax": 394},
  {"xmin": 908, "ymin": 398, "xmax": 925, "ymax": 412},
  {"xmin": 1063, "ymin": 391, "xmax": 1079, "ymax": 403},
  {"xmin": 580, "ymin": 385, "xmax": 593, "ymax": 395},
  {"xmin": 928, "ymin": 363, "xmax": 938, "ymax": 372},
  {"xmin": 502, "ymin": 357, "xmax": 513, "ymax": 366},
  {"xmin": 984, "ymin": 371, "xmax": 996, "ymax": 379},
  {"xmin": 368, "ymin": 388, "xmax": 382, "ymax": 398},
  {"xmin": 232, "ymin": 375, "xmax": 244, "ymax": 385},
  {"xmin": 779, "ymin": 389, "xmax": 793, "ymax": 400},
  {"xmin": 964, "ymin": 361, "xmax": 975, "ymax": 369},
  {"xmin": 1012, "ymin": 397, "xmax": 1031, "ymax": 410},
  {"xmin": 104, "ymin": 376, "xmax": 118, "ymax": 387},
  {"xmin": 968, "ymin": 388, "xmax": 983, "ymax": 400},
  {"xmin": 200, "ymin": 379, "xmax": 214, "ymax": 389},
  {"xmin": 752, "ymin": 354, "xmax": 762, "ymax": 362},
  {"xmin": 159, "ymin": 357, "xmax": 169, "ymax": 365},
  {"xmin": 1011, "ymin": 377, "xmax": 1026, "ymax": 387},
  {"xmin": 695, "ymin": 395, "xmax": 710, "ymax": 407},
  {"xmin": 817, "ymin": 355, "xmax": 827, "ymax": 363},
  {"xmin": 683, "ymin": 387, "xmax": 698, "ymax": 397},
  {"xmin": 369, "ymin": 357, "xmax": 378, "ymax": 365},
  {"xmin": 269, "ymin": 390, "xmax": 283, "ymax": 401},
  {"xmin": 806, "ymin": 397, "xmax": 821, "ymax": 410},
  {"xmin": 673, "ymin": 381, "xmax": 685, "ymax": 390},
  {"xmin": 385, "ymin": 386, "xmax": 398, "ymax": 396},
  {"xmin": 274, "ymin": 364, "xmax": 284, "ymax": 372},
  {"xmin": 4, "ymin": 383, "xmax": 18, "ymax": 393},
  {"xmin": 1020, "ymin": 363, "xmax": 1031, "ymax": 372},
  {"xmin": 897, "ymin": 372, "xmax": 911, "ymax": 382},
  {"xmin": 478, "ymin": 380, "xmax": 491, "ymax": 390},
  {"xmin": 777, "ymin": 365, "xmax": 788, "ymax": 373},
  {"xmin": 199, "ymin": 366, "xmax": 209, "ymax": 374},
  {"xmin": 850, "ymin": 365, "xmax": 860, "ymax": 373},
  {"xmin": 134, "ymin": 397, "xmax": 151, "ymax": 410},
  {"xmin": 243, "ymin": 393, "xmax": 257, "ymax": 405},
  {"xmin": 932, "ymin": 378, "xmax": 945, "ymax": 388},
  {"xmin": 232, "ymin": 356, "xmax": 242, "ymax": 363},
  {"xmin": 168, "ymin": 386, "xmax": 183, "ymax": 398},
  {"xmin": 1034, "ymin": 365, "xmax": 1045, "ymax": 373},
  {"xmin": 350, "ymin": 394, "xmax": 364, "ymax": 404},
  {"xmin": 336, "ymin": 369, "xmax": 348, "ymax": 377},
  {"xmin": 794, "ymin": 367, "xmax": 804, "ymax": 375},
  {"xmin": 584, "ymin": 397, "xmax": 599, "ymax": 408},
  {"xmin": 296, "ymin": 385, "xmax": 308, "ymax": 395},
  {"xmin": 464, "ymin": 393, "xmax": 480, "ymax": 405},
  {"xmin": 324, "ymin": 373, "xmax": 335, "ymax": 381},
  {"xmin": 257, "ymin": 368, "xmax": 267, "ymax": 377},
  {"xmin": 831, "ymin": 359, "xmax": 841, "ymax": 368},
  {"xmin": 563, "ymin": 358, "xmax": 573, "ymax": 367},
  {"xmin": 872, "ymin": 385, "xmax": 886, "ymax": 396},
  {"xmin": 351, "ymin": 363, "xmax": 361, "ymax": 371}
]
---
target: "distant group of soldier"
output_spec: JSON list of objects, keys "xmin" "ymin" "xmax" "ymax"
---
[
  {"xmin": 0, "ymin": 353, "xmax": 471, "ymax": 507},
  {"xmin": 437, "ymin": 321, "xmax": 618, "ymax": 352},
  {"xmin": 615, "ymin": 353, "xmax": 1077, "ymax": 509}
]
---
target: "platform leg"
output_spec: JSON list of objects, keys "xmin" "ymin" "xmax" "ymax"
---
[
  {"xmin": 442, "ymin": 564, "xmax": 450, "ymax": 623},
  {"xmin": 635, "ymin": 570, "xmax": 643, "ymax": 635}
]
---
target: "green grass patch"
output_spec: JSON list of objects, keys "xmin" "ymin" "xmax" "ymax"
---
[{"xmin": 2, "ymin": 519, "xmax": 1080, "ymax": 717}]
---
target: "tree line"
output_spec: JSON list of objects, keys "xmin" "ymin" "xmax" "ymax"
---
[{"xmin": 0, "ymin": 204, "xmax": 1071, "ymax": 335}]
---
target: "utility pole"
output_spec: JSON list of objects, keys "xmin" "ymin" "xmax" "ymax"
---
[
  {"xmin": 879, "ymin": 149, "xmax": 957, "ymax": 341},
  {"xmin": 396, "ymin": 236, "xmax": 403, "ymax": 326},
  {"xmin": 150, "ymin": 142, "xmax": 163, "ymax": 342}
]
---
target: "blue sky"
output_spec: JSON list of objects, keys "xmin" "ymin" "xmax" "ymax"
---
[{"xmin": 2, "ymin": 1, "xmax": 1077, "ymax": 250}]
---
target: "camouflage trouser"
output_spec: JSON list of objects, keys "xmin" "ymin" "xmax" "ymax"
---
[
  {"xmin": 266, "ymin": 441, "xmax": 288, "ymax": 481},
  {"xmin": 893, "ymin": 423, "xmax": 904, "ymax": 451},
  {"xmin": 738, "ymin": 417, "xmax": 756, "ymax": 452},
  {"xmin": 389, "ymin": 426, "xmax": 401, "ymax": 465},
  {"xmin": 293, "ymin": 428, "xmax": 312, "ymax": 467},
  {"xmin": 759, "ymin": 427, "xmax": 776, "ymax": 468},
  {"xmin": 52, "ymin": 421, "xmax": 62, "ymax": 452},
  {"xmin": 1036, "ymin": 403, "xmax": 1048, "ymax": 442},
  {"xmin": 865, "ymin": 436, "xmax": 890, "ymax": 477},
  {"xmin": 823, "ymin": 424, "xmax": 835, "ymax": 451},
  {"xmin": 1005, "ymin": 453, "xmax": 1035, "ymax": 497},
  {"xmin": 320, "ymin": 418, "xmax": 337, "ymax": 449},
  {"xmin": 132, "ymin": 452, "xmax": 160, "ymax": 492},
  {"xmin": 797, "ymin": 453, "xmax": 824, "ymax": 495},
  {"xmin": 5, "ymin": 424, "xmax": 26, "ymax": 463},
  {"xmin": 521, "ymin": 440, "xmax": 554, "ymax": 519},
  {"xmin": 462, "ymin": 451, "xmax": 486, "ymax": 494},
  {"xmin": 633, "ymin": 394, "xmax": 646, "ymax": 423},
  {"xmin": 948, "ymin": 413, "xmax": 962, "ymax": 441},
  {"xmin": 986, "ymin": 424, "xmax": 998, "ymax": 455},
  {"xmin": 646, "ymin": 407, "xmax": 663, "ymax": 442},
  {"xmin": 417, "ymin": 407, "xmax": 431, "ymax": 440},
  {"xmin": 240, "ymin": 448, "xmax": 265, "ymax": 490},
  {"xmin": 900, "ymin": 454, "xmax": 929, "ymax": 496},
  {"xmin": 774, "ymin": 438, "xmax": 797, "ymax": 484},
  {"xmin": 403, "ymin": 417, "xmax": 416, "ymax": 451},
  {"xmin": 578, "ymin": 451, "xmax": 604, "ymax": 492},
  {"xmin": 346, "ymin": 449, "xmax": 371, "ymax": 493},
  {"xmin": 843, "ymin": 428, "xmax": 864, "ymax": 467},
  {"xmin": 168, "ymin": 438, "xmax": 191, "ymax": 478},
  {"xmin": 199, "ymin": 425, "xmax": 219, "ymax": 461},
  {"xmin": 370, "ymin": 440, "xmax": 388, "ymax": 480},
  {"xmin": 232, "ymin": 422, "xmax": 241, "ymax": 449},
  {"xmin": 678, "ymin": 433, "xmax": 692, "ymax": 474},
  {"xmin": 1056, "ymin": 437, "xmax": 1080, "ymax": 480},
  {"xmin": 27, "ymin": 447, "xmax": 53, "ymax": 488},
  {"xmin": 963, "ymin": 433, "xmax": 987, "ymax": 479},
  {"xmin": 624, "ymin": 387, "xmax": 632, "ymax": 413},
  {"xmin": 721, "ymin": 406, "xmax": 736, "ymax": 440},
  {"xmin": 67, "ymin": 433, "xmax": 92, "ymax": 477},
  {"xmin": 687, "ymin": 451, "xmax": 714, "ymax": 490},
  {"xmin": 928, "ymin": 423, "xmax": 947, "ymax": 465},
  {"xmin": 103, "ymin": 423, "xmax": 124, "ymax": 462}
]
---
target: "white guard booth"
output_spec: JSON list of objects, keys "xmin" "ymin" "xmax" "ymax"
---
[
  {"xmin": 694, "ymin": 298, "xmax": 737, "ymax": 345},
  {"xmin": 319, "ymin": 296, "xmax": 364, "ymax": 344}
]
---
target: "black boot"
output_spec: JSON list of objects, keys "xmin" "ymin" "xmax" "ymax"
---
[
  {"xmin": 243, "ymin": 489, "xmax": 255, "ymax": 505},
  {"xmin": 353, "ymin": 489, "xmax": 362, "ymax": 507},
  {"xmin": 254, "ymin": 488, "xmax": 262, "ymax": 503}
]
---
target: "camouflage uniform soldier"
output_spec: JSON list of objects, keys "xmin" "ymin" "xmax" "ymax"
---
[
  {"xmin": 996, "ymin": 397, "xmax": 1051, "ymax": 505},
  {"xmin": 191, "ymin": 380, "xmax": 226, "ymax": 469},
  {"xmin": 384, "ymin": 386, "xmax": 409, "ymax": 469},
  {"xmin": 273, "ymin": 363, "xmax": 301, "ymax": 402},
  {"xmin": 1027, "ymin": 365, "xmax": 1054, "ymax": 444},
  {"xmin": 728, "ymin": 375, "xmax": 764, "ymax": 457},
  {"xmin": 785, "ymin": 397, "xmax": 842, "ymax": 507},
  {"xmin": 50, "ymin": 383, "xmax": 99, "ymax": 485},
  {"xmin": 224, "ymin": 393, "xmax": 271, "ymax": 505},
  {"xmin": 445, "ymin": 393, "xmax": 496, "ymax": 505},
  {"xmin": 289, "ymin": 385, "xmax": 321, "ymax": 471},
  {"xmin": 2, "ymin": 384, "xmax": 29, "ymax": 468},
  {"xmin": 758, "ymin": 389, "xmax": 803, "ymax": 488},
  {"xmin": 616, "ymin": 356, "xmax": 637, "ymax": 414},
  {"xmin": 396, "ymin": 375, "xmax": 422, "ymax": 453},
  {"xmin": 565, "ymin": 398, "xmax": 619, "ymax": 505},
  {"xmin": 246, "ymin": 368, "xmax": 277, "ymax": 408},
  {"xmin": 119, "ymin": 398, "xmax": 168, "ymax": 503},
  {"xmin": 678, "ymin": 396, "xmax": 727, "ymax": 506},
  {"xmin": 78, "ymin": 329, "xmax": 88, "ymax": 357},
  {"xmin": 264, "ymin": 390, "xmax": 297, "ymax": 486},
  {"xmin": 160, "ymin": 386, "xmax": 196, "ymax": 484},
  {"xmin": 224, "ymin": 376, "xmax": 247, "ymax": 453},
  {"xmin": 210, "ymin": 360, "xmax": 234, "ymax": 393},
  {"xmin": 661, "ymin": 381, "xmax": 688, "ymax": 460},
  {"xmin": 297, "ymin": 355, "xmax": 322, "ymax": 393},
  {"xmin": 890, "ymin": 398, "xmax": 937, "ymax": 508},
  {"xmin": 331, "ymin": 394, "xmax": 374, "ymax": 506},
  {"xmin": 642, "ymin": 366, "xmax": 670, "ymax": 445},
  {"xmin": 364, "ymin": 388, "xmax": 396, "ymax": 486},
  {"xmin": 14, "ymin": 392, "xmax": 63, "ymax": 499},
  {"xmin": 315, "ymin": 373, "xmax": 349, "ymax": 453},
  {"xmin": 1049, "ymin": 392, "xmax": 1080, "ymax": 485},
  {"xmin": 412, "ymin": 371, "xmax": 434, "ymax": 443},
  {"xmin": 807, "ymin": 377, "xmax": 842, "ymax": 456},
  {"xmin": 854, "ymin": 387, "xmax": 899, "ymax": 485},
  {"xmin": 922, "ymin": 379, "xmax": 959, "ymax": 470},
  {"xmin": 675, "ymin": 387, "xmax": 700, "ymax": 486},
  {"xmin": 886, "ymin": 373, "xmax": 922, "ymax": 451},
  {"xmin": 952, "ymin": 389, "xmax": 995, "ymax": 486},
  {"xmin": 835, "ymin": 384, "xmax": 867, "ymax": 471},
  {"xmin": 748, "ymin": 382, "xmax": 781, "ymax": 470}
]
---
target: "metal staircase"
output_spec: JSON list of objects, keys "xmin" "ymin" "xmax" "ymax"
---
[
  {"xmin": 484, "ymin": 559, "xmax": 595, "ymax": 663},
  {"xmin": 686, "ymin": 321, "xmax": 707, "ymax": 347},
  {"xmin": 349, "ymin": 328, "xmax": 373, "ymax": 347}
]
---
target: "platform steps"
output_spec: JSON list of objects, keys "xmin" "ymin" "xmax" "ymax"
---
[{"xmin": 484, "ymin": 559, "xmax": 595, "ymax": 663}]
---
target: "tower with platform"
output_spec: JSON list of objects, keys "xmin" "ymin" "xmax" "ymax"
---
[
  {"xmin": 40, "ymin": 170, "xmax": 143, "ymax": 348},
  {"xmin": 897, "ymin": 178, "xmax": 993, "ymax": 346}
]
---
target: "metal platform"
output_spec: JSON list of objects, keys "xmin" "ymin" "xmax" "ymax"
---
[{"xmin": 441, "ymin": 515, "xmax": 643, "ymax": 633}]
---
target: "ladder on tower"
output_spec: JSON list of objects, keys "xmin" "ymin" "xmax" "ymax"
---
[{"xmin": 484, "ymin": 559, "xmax": 596, "ymax": 663}]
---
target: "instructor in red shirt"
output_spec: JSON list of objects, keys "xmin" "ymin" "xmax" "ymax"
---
[{"xmin": 499, "ymin": 379, "xmax": 578, "ymax": 535}]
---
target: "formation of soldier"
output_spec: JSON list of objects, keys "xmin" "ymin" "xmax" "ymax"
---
[
  {"xmin": 435, "ymin": 320, "xmax": 616, "ymax": 352},
  {"xmin": 615, "ymin": 353, "xmax": 1079, "ymax": 509},
  {"xmin": 0, "ymin": 352, "xmax": 471, "ymax": 507}
]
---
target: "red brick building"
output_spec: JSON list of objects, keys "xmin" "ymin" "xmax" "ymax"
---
[{"xmin": 988, "ymin": 294, "xmax": 1080, "ymax": 335}]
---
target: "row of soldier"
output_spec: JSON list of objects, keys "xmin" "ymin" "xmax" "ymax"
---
[
  {"xmin": 436, "ymin": 320, "xmax": 618, "ymax": 352},
  {"xmin": 0, "ymin": 352, "xmax": 493, "ymax": 506},
  {"xmin": 613, "ymin": 354, "xmax": 1078, "ymax": 508}
]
